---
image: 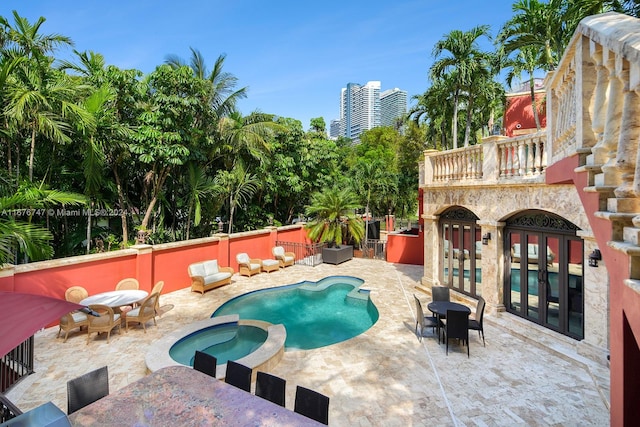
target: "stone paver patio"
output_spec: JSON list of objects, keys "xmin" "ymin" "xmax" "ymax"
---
[{"xmin": 6, "ymin": 258, "xmax": 610, "ymax": 426}]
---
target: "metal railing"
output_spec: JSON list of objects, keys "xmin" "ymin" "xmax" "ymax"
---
[
  {"xmin": 1, "ymin": 336, "xmax": 34, "ymax": 393},
  {"xmin": 0, "ymin": 393, "xmax": 22, "ymax": 423},
  {"xmin": 275, "ymin": 241, "xmax": 324, "ymax": 266},
  {"xmin": 360, "ymin": 239, "xmax": 387, "ymax": 260}
]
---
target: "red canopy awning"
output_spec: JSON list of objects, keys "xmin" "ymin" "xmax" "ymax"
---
[{"xmin": 0, "ymin": 292, "xmax": 84, "ymax": 358}]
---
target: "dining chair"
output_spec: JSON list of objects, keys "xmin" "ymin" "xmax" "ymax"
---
[
  {"xmin": 58, "ymin": 310, "xmax": 88, "ymax": 343},
  {"xmin": 193, "ymin": 350, "xmax": 217, "ymax": 378},
  {"xmin": 125, "ymin": 292, "xmax": 159, "ymax": 332},
  {"xmin": 150, "ymin": 280, "xmax": 164, "ymax": 314},
  {"xmin": 255, "ymin": 371, "xmax": 286, "ymax": 407},
  {"xmin": 64, "ymin": 286, "xmax": 88, "ymax": 304},
  {"xmin": 468, "ymin": 296, "xmax": 486, "ymax": 347},
  {"xmin": 413, "ymin": 295, "xmax": 438, "ymax": 341},
  {"xmin": 115, "ymin": 278, "xmax": 139, "ymax": 291},
  {"xmin": 224, "ymin": 360, "xmax": 252, "ymax": 392},
  {"xmin": 442, "ymin": 309, "xmax": 470, "ymax": 357},
  {"xmin": 294, "ymin": 385, "xmax": 329, "ymax": 425},
  {"xmin": 67, "ymin": 365, "xmax": 109, "ymax": 414},
  {"xmin": 86, "ymin": 304, "xmax": 121, "ymax": 344},
  {"xmin": 432, "ymin": 286, "xmax": 450, "ymax": 302}
]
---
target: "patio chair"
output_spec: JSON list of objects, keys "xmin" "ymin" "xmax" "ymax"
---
[
  {"xmin": 432, "ymin": 286, "xmax": 450, "ymax": 302},
  {"xmin": 59, "ymin": 285, "xmax": 90, "ymax": 342},
  {"xmin": 150, "ymin": 280, "xmax": 164, "ymax": 314},
  {"xmin": 58, "ymin": 310, "xmax": 88, "ymax": 343},
  {"xmin": 294, "ymin": 385, "xmax": 329, "ymax": 425},
  {"xmin": 413, "ymin": 295, "xmax": 438, "ymax": 342},
  {"xmin": 67, "ymin": 365, "xmax": 109, "ymax": 414},
  {"xmin": 193, "ymin": 350, "xmax": 217, "ymax": 378},
  {"xmin": 64, "ymin": 286, "xmax": 88, "ymax": 304},
  {"xmin": 468, "ymin": 296, "xmax": 486, "ymax": 346},
  {"xmin": 86, "ymin": 304, "xmax": 121, "ymax": 344},
  {"xmin": 272, "ymin": 246, "xmax": 295, "ymax": 268},
  {"xmin": 125, "ymin": 292, "xmax": 159, "ymax": 332},
  {"xmin": 236, "ymin": 253, "xmax": 261, "ymax": 277},
  {"xmin": 255, "ymin": 371, "xmax": 286, "ymax": 407},
  {"xmin": 442, "ymin": 309, "xmax": 470, "ymax": 357},
  {"xmin": 224, "ymin": 360, "xmax": 252, "ymax": 392},
  {"xmin": 115, "ymin": 278, "xmax": 139, "ymax": 291}
]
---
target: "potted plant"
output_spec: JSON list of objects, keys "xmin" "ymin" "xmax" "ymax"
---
[{"xmin": 305, "ymin": 188, "xmax": 364, "ymax": 264}]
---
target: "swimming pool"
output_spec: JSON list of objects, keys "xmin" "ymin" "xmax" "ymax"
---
[
  {"xmin": 169, "ymin": 322, "xmax": 268, "ymax": 366},
  {"xmin": 212, "ymin": 275, "xmax": 378, "ymax": 350}
]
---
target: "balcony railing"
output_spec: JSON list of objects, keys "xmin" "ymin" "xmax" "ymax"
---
[
  {"xmin": 422, "ymin": 132, "xmax": 547, "ymax": 186},
  {"xmin": 1, "ymin": 336, "xmax": 34, "ymax": 393}
]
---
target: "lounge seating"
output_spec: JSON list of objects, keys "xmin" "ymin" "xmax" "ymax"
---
[
  {"xmin": 188, "ymin": 260, "xmax": 234, "ymax": 295},
  {"xmin": 125, "ymin": 292, "xmax": 159, "ymax": 332},
  {"xmin": 272, "ymin": 246, "xmax": 295, "ymax": 268},
  {"xmin": 86, "ymin": 304, "xmax": 121, "ymax": 344},
  {"xmin": 236, "ymin": 253, "xmax": 261, "ymax": 277},
  {"xmin": 67, "ymin": 365, "xmax": 109, "ymax": 414},
  {"xmin": 262, "ymin": 259, "xmax": 280, "ymax": 273}
]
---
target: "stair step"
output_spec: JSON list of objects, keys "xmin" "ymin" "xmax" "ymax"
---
[
  {"xmin": 608, "ymin": 240, "xmax": 640, "ymax": 256},
  {"xmin": 593, "ymin": 211, "xmax": 637, "ymax": 221},
  {"xmin": 594, "ymin": 172, "xmax": 621, "ymax": 187},
  {"xmin": 583, "ymin": 185, "xmax": 616, "ymax": 193},
  {"xmin": 623, "ymin": 227, "xmax": 640, "ymax": 246},
  {"xmin": 607, "ymin": 198, "xmax": 640, "ymax": 213}
]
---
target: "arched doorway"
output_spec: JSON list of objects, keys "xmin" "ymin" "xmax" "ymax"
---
[
  {"xmin": 504, "ymin": 210, "xmax": 583, "ymax": 339},
  {"xmin": 440, "ymin": 207, "xmax": 481, "ymax": 298}
]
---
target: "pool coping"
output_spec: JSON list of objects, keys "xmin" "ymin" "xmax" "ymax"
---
[{"xmin": 145, "ymin": 314, "xmax": 286, "ymax": 380}]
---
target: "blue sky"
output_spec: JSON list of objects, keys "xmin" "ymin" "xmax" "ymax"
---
[{"xmin": 2, "ymin": 0, "xmax": 518, "ymax": 130}]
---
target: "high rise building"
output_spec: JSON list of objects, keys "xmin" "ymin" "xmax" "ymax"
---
[
  {"xmin": 339, "ymin": 81, "xmax": 381, "ymax": 143},
  {"xmin": 380, "ymin": 88, "xmax": 408, "ymax": 128},
  {"xmin": 335, "ymin": 82, "xmax": 407, "ymax": 142}
]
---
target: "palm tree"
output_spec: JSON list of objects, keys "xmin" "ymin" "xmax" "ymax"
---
[
  {"xmin": 213, "ymin": 161, "xmax": 259, "ymax": 235},
  {"xmin": 305, "ymin": 187, "xmax": 365, "ymax": 248},
  {"xmin": 430, "ymin": 25, "xmax": 491, "ymax": 149},
  {"xmin": 409, "ymin": 76, "xmax": 455, "ymax": 149},
  {"xmin": 497, "ymin": 0, "xmax": 568, "ymax": 72},
  {"xmin": 185, "ymin": 162, "xmax": 217, "ymax": 239},
  {"xmin": 505, "ymin": 46, "xmax": 544, "ymax": 130}
]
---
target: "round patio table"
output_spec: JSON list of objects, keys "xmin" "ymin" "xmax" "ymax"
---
[
  {"xmin": 79, "ymin": 290, "xmax": 148, "ymax": 308},
  {"xmin": 427, "ymin": 301, "xmax": 471, "ymax": 343}
]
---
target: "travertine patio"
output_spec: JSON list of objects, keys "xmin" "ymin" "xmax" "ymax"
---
[{"xmin": 6, "ymin": 258, "xmax": 609, "ymax": 426}]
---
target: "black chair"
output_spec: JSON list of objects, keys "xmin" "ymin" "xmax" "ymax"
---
[
  {"xmin": 442, "ymin": 310, "xmax": 470, "ymax": 357},
  {"xmin": 225, "ymin": 360, "xmax": 252, "ymax": 392},
  {"xmin": 432, "ymin": 286, "xmax": 450, "ymax": 302},
  {"xmin": 413, "ymin": 295, "xmax": 438, "ymax": 341},
  {"xmin": 294, "ymin": 385, "xmax": 329, "ymax": 425},
  {"xmin": 468, "ymin": 296, "xmax": 486, "ymax": 347},
  {"xmin": 193, "ymin": 350, "xmax": 217, "ymax": 378},
  {"xmin": 255, "ymin": 371, "xmax": 286, "ymax": 407},
  {"xmin": 66, "ymin": 365, "xmax": 109, "ymax": 414}
]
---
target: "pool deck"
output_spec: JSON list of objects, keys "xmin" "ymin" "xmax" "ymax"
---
[{"xmin": 6, "ymin": 259, "xmax": 610, "ymax": 426}]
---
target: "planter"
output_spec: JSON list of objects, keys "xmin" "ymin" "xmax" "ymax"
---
[{"xmin": 322, "ymin": 245, "xmax": 353, "ymax": 265}]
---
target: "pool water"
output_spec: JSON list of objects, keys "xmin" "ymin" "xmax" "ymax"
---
[
  {"xmin": 212, "ymin": 276, "xmax": 378, "ymax": 350},
  {"xmin": 169, "ymin": 323, "xmax": 267, "ymax": 365}
]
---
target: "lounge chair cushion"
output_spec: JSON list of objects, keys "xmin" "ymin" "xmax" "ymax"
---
[
  {"xmin": 237, "ymin": 253, "xmax": 250, "ymax": 264},
  {"xmin": 273, "ymin": 247, "xmax": 285, "ymax": 257},
  {"xmin": 203, "ymin": 260, "xmax": 220, "ymax": 276},
  {"xmin": 262, "ymin": 259, "xmax": 280, "ymax": 268},
  {"xmin": 189, "ymin": 263, "xmax": 206, "ymax": 278},
  {"xmin": 204, "ymin": 272, "xmax": 232, "ymax": 285}
]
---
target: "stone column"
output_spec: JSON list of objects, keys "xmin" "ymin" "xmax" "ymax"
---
[
  {"xmin": 421, "ymin": 215, "xmax": 440, "ymax": 287},
  {"xmin": 477, "ymin": 220, "xmax": 506, "ymax": 315}
]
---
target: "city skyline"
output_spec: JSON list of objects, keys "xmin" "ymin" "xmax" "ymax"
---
[{"xmin": 2, "ymin": 0, "xmax": 517, "ymax": 131}]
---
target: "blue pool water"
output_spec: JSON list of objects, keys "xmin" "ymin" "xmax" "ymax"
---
[
  {"xmin": 212, "ymin": 275, "xmax": 379, "ymax": 350},
  {"xmin": 169, "ymin": 323, "xmax": 267, "ymax": 365}
]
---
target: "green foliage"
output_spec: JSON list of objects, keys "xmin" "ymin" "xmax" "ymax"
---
[{"xmin": 304, "ymin": 187, "xmax": 365, "ymax": 247}]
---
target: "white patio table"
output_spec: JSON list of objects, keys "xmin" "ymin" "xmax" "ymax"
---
[{"xmin": 79, "ymin": 290, "xmax": 148, "ymax": 308}]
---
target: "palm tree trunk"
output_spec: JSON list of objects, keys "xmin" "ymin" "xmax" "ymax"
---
[
  {"xmin": 140, "ymin": 167, "xmax": 169, "ymax": 231},
  {"xmin": 113, "ymin": 166, "xmax": 129, "ymax": 247},
  {"xmin": 464, "ymin": 96, "xmax": 475, "ymax": 147},
  {"xmin": 29, "ymin": 125, "xmax": 36, "ymax": 181},
  {"xmin": 530, "ymin": 77, "xmax": 541, "ymax": 130},
  {"xmin": 86, "ymin": 202, "xmax": 92, "ymax": 254},
  {"xmin": 452, "ymin": 87, "xmax": 460, "ymax": 149},
  {"xmin": 228, "ymin": 194, "xmax": 234, "ymax": 235}
]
